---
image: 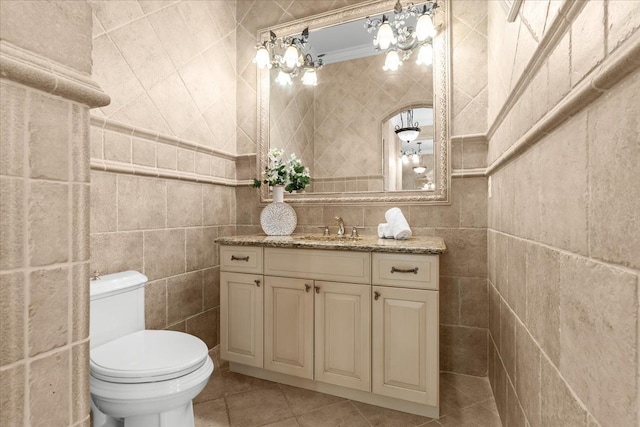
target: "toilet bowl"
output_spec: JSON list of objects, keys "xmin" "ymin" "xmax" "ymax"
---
[{"xmin": 89, "ymin": 271, "xmax": 213, "ymax": 427}]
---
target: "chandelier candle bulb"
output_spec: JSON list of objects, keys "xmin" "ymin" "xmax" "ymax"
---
[
  {"xmin": 415, "ymin": 44, "xmax": 433, "ymax": 66},
  {"xmin": 275, "ymin": 71, "xmax": 292, "ymax": 86},
  {"xmin": 376, "ymin": 20, "xmax": 396, "ymax": 50},
  {"xmin": 254, "ymin": 46, "xmax": 271, "ymax": 69},
  {"xmin": 416, "ymin": 13, "xmax": 436, "ymax": 41},
  {"xmin": 283, "ymin": 45, "xmax": 300, "ymax": 69},
  {"xmin": 301, "ymin": 68, "xmax": 318, "ymax": 86},
  {"xmin": 383, "ymin": 50, "xmax": 402, "ymax": 71}
]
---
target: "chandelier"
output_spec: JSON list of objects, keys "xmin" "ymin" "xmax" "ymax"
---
[
  {"xmin": 395, "ymin": 109, "xmax": 421, "ymax": 143},
  {"xmin": 254, "ymin": 28, "xmax": 323, "ymax": 86},
  {"xmin": 365, "ymin": 0, "xmax": 438, "ymax": 71},
  {"xmin": 401, "ymin": 141, "xmax": 427, "ymax": 174}
]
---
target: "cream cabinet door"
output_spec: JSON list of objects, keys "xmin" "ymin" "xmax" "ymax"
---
[
  {"xmin": 220, "ymin": 272, "xmax": 263, "ymax": 368},
  {"xmin": 314, "ymin": 281, "xmax": 371, "ymax": 391},
  {"xmin": 372, "ymin": 286, "xmax": 438, "ymax": 405},
  {"xmin": 264, "ymin": 276, "xmax": 314, "ymax": 379}
]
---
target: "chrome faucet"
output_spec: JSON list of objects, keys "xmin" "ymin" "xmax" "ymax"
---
[{"xmin": 335, "ymin": 216, "xmax": 345, "ymax": 237}]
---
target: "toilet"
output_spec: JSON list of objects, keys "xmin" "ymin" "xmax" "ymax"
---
[{"xmin": 89, "ymin": 271, "xmax": 213, "ymax": 427}]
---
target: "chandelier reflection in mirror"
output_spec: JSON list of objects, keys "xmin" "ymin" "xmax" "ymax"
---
[
  {"xmin": 395, "ymin": 109, "xmax": 421, "ymax": 143},
  {"xmin": 254, "ymin": 27, "xmax": 323, "ymax": 87},
  {"xmin": 366, "ymin": 0, "xmax": 438, "ymax": 71}
]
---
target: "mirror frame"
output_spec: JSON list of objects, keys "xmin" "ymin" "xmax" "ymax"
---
[{"xmin": 257, "ymin": 0, "xmax": 451, "ymax": 205}]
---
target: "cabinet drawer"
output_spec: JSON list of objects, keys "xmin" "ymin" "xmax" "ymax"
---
[
  {"xmin": 264, "ymin": 248, "xmax": 370, "ymax": 284},
  {"xmin": 372, "ymin": 253, "xmax": 438, "ymax": 290},
  {"xmin": 220, "ymin": 246, "xmax": 263, "ymax": 274}
]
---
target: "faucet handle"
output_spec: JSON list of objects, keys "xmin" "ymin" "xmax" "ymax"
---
[
  {"xmin": 351, "ymin": 226, "xmax": 363, "ymax": 238},
  {"xmin": 316, "ymin": 226, "xmax": 330, "ymax": 236},
  {"xmin": 334, "ymin": 216, "xmax": 345, "ymax": 236}
]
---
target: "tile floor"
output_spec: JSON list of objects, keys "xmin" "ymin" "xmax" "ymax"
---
[{"xmin": 193, "ymin": 368, "xmax": 502, "ymax": 427}]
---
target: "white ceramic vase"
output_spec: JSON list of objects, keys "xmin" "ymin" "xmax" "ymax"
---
[{"xmin": 260, "ymin": 185, "xmax": 297, "ymax": 235}]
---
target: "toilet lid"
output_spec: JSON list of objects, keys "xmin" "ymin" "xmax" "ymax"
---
[{"xmin": 90, "ymin": 330, "xmax": 209, "ymax": 384}]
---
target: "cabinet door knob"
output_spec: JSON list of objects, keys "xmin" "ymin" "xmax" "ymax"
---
[
  {"xmin": 305, "ymin": 284, "xmax": 311, "ymax": 292},
  {"xmin": 254, "ymin": 279, "xmax": 261, "ymax": 287},
  {"xmin": 374, "ymin": 291, "xmax": 380, "ymax": 300},
  {"xmin": 314, "ymin": 286, "xmax": 320, "ymax": 294}
]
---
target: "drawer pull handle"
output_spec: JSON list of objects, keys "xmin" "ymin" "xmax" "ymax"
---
[
  {"xmin": 314, "ymin": 286, "xmax": 320, "ymax": 294},
  {"xmin": 391, "ymin": 266, "xmax": 419, "ymax": 274},
  {"xmin": 374, "ymin": 291, "xmax": 381, "ymax": 300},
  {"xmin": 254, "ymin": 279, "xmax": 261, "ymax": 287},
  {"xmin": 305, "ymin": 284, "xmax": 311, "ymax": 293},
  {"xmin": 231, "ymin": 255, "xmax": 250, "ymax": 262}
]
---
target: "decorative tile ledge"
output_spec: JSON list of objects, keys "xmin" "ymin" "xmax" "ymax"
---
[{"xmin": 0, "ymin": 41, "xmax": 110, "ymax": 108}]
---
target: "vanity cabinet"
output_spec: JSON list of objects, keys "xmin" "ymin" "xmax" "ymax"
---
[
  {"xmin": 371, "ymin": 253, "xmax": 439, "ymax": 405},
  {"xmin": 314, "ymin": 280, "xmax": 371, "ymax": 391},
  {"xmin": 263, "ymin": 248, "xmax": 371, "ymax": 390},
  {"xmin": 372, "ymin": 286, "xmax": 438, "ymax": 405},
  {"xmin": 220, "ymin": 246, "xmax": 264, "ymax": 368},
  {"xmin": 264, "ymin": 276, "xmax": 314, "ymax": 379},
  {"xmin": 220, "ymin": 271, "xmax": 263, "ymax": 368},
  {"xmin": 218, "ymin": 238, "xmax": 444, "ymax": 419}
]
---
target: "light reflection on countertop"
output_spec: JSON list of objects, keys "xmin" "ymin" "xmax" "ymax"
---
[{"xmin": 215, "ymin": 234, "xmax": 446, "ymax": 254}]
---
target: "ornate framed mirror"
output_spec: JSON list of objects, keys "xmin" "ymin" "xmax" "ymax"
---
[{"xmin": 257, "ymin": 0, "xmax": 450, "ymax": 204}]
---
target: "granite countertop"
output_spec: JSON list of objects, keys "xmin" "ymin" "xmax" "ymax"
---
[{"xmin": 215, "ymin": 234, "xmax": 446, "ymax": 255}]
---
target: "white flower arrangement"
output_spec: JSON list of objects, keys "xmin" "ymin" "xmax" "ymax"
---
[{"xmin": 253, "ymin": 148, "xmax": 310, "ymax": 193}]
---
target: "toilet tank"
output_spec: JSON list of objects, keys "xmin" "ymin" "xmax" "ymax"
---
[{"xmin": 90, "ymin": 271, "xmax": 147, "ymax": 349}]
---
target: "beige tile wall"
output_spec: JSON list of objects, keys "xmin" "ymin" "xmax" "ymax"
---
[
  {"xmin": 236, "ymin": 0, "xmax": 490, "ymax": 376},
  {"xmin": 312, "ymin": 54, "xmax": 431, "ymax": 179},
  {"xmin": 486, "ymin": 1, "xmax": 640, "ymax": 426},
  {"xmin": 270, "ymin": 73, "xmax": 315, "ymax": 175},
  {"xmin": 89, "ymin": 0, "xmax": 238, "ymax": 352},
  {"xmin": 0, "ymin": 1, "xmax": 98, "ymax": 425}
]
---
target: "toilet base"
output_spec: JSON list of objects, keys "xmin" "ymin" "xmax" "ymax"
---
[{"xmin": 92, "ymin": 399, "xmax": 195, "ymax": 427}]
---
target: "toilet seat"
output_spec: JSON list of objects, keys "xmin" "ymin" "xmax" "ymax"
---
[{"xmin": 90, "ymin": 330, "xmax": 208, "ymax": 384}]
